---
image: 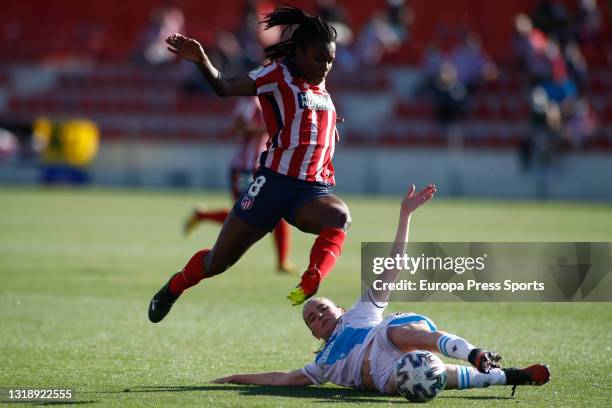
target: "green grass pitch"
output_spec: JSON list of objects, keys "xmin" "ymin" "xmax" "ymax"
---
[{"xmin": 0, "ymin": 187, "xmax": 611, "ymax": 407}]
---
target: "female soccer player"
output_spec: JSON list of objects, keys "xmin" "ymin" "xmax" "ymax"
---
[
  {"xmin": 149, "ymin": 7, "xmax": 349, "ymax": 323},
  {"xmin": 212, "ymin": 185, "xmax": 551, "ymax": 396},
  {"xmin": 183, "ymin": 97, "xmax": 295, "ymax": 274}
]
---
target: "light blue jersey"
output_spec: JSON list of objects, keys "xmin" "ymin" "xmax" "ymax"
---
[{"xmin": 301, "ymin": 289, "xmax": 387, "ymax": 388}]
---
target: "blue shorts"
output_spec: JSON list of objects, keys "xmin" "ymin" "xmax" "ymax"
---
[{"xmin": 232, "ymin": 167, "xmax": 333, "ymax": 232}]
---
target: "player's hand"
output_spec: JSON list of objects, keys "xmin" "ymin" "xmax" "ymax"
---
[
  {"xmin": 166, "ymin": 33, "xmax": 207, "ymax": 64},
  {"xmin": 211, "ymin": 375, "xmax": 236, "ymax": 384},
  {"xmin": 401, "ymin": 184, "xmax": 436, "ymax": 214}
]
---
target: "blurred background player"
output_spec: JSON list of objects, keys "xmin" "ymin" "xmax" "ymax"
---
[
  {"xmin": 149, "ymin": 6, "xmax": 351, "ymax": 324},
  {"xmin": 212, "ymin": 185, "xmax": 551, "ymax": 395},
  {"xmin": 183, "ymin": 96, "xmax": 296, "ymax": 274}
]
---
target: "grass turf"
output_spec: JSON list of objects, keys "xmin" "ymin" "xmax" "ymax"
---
[{"xmin": 0, "ymin": 187, "xmax": 611, "ymax": 407}]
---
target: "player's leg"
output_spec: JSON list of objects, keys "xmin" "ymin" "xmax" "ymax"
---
[
  {"xmin": 386, "ymin": 363, "xmax": 550, "ymax": 395},
  {"xmin": 386, "ymin": 315, "xmax": 502, "ymax": 373},
  {"xmin": 287, "ymin": 195, "xmax": 351, "ymax": 305},
  {"xmin": 149, "ymin": 211, "xmax": 268, "ymax": 323},
  {"xmin": 204, "ymin": 210, "xmax": 269, "ymax": 276},
  {"xmin": 272, "ymin": 219, "xmax": 296, "ymax": 273},
  {"xmin": 445, "ymin": 364, "xmax": 550, "ymax": 392},
  {"xmin": 444, "ymin": 364, "xmax": 506, "ymax": 389},
  {"xmin": 183, "ymin": 168, "xmax": 243, "ymax": 235},
  {"xmin": 150, "ymin": 168, "xmax": 291, "ymax": 322},
  {"xmin": 184, "ymin": 207, "xmax": 230, "ymax": 235}
]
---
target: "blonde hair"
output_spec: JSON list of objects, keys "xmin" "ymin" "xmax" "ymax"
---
[{"xmin": 302, "ymin": 297, "xmax": 345, "ymax": 353}]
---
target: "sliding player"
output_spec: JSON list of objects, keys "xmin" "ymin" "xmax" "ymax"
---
[{"xmin": 213, "ymin": 185, "xmax": 551, "ymax": 396}]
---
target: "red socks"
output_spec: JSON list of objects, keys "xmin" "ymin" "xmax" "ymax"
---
[
  {"xmin": 196, "ymin": 209, "xmax": 229, "ymax": 224},
  {"xmin": 272, "ymin": 219, "xmax": 291, "ymax": 268},
  {"xmin": 168, "ymin": 227, "xmax": 345, "ymax": 298},
  {"xmin": 168, "ymin": 249, "xmax": 210, "ymax": 296},
  {"xmin": 300, "ymin": 227, "xmax": 346, "ymax": 294}
]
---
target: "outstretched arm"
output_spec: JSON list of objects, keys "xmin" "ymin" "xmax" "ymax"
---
[
  {"xmin": 212, "ymin": 369, "xmax": 313, "ymax": 386},
  {"xmin": 369, "ymin": 184, "xmax": 437, "ymax": 303},
  {"xmin": 166, "ymin": 34, "xmax": 256, "ymax": 97}
]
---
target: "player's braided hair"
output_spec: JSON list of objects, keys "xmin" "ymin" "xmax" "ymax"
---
[{"xmin": 262, "ymin": 6, "xmax": 337, "ymax": 61}]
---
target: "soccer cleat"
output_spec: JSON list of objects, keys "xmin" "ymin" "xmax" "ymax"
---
[
  {"xmin": 183, "ymin": 208, "xmax": 203, "ymax": 236},
  {"xmin": 468, "ymin": 348, "xmax": 503, "ymax": 373},
  {"xmin": 148, "ymin": 273, "xmax": 180, "ymax": 323},
  {"xmin": 287, "ymin": 267, "xmax": 321, "ymax": 306},
  {"xmin": 503, "ymin": 364, "xmax": 551, "ymax": 396}
]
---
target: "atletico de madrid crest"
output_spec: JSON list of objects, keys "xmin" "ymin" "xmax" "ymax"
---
[{"xmin": 240, "ymin": 194, "xmax": 255, "ymax": 210}]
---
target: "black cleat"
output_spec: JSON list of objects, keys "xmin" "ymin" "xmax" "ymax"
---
[
  {"xmin": 503, "ymin": 364, "xmax": 551, "ymax": 396},
  {"xmin": 148, "ymin": 273, "xmax": 180, "ymax": 323},
  {"xmin": 468, "ymin": 348, "xmax": 503, "ymax": 373}
]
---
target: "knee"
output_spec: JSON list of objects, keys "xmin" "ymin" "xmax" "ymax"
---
[{"xmin": 324, "ymin": 206, "xmax": 351, "ymax": 230}]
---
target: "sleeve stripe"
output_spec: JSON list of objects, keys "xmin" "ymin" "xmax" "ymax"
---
[
  {"xmin": 248, "ymin": 62, "xmax": 277, "ymax": 80},
  {"xmin": 367, "ymin": 288, "xmax": 388, "ymax": 309},
  {"xmin": 302, "ymin": 366, "xmax": 323, "ymax": 385}
]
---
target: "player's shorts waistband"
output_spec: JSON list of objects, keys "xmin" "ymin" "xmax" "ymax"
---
[{"xmin": 259, "ymin": 166, "xmax": 332, "ymax": 188}]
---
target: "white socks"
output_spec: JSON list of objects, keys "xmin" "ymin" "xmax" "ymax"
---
[
  {"xmin": 455, "ymin": 366, "xmax": 507, "ymax": 389},
  {"xmin": 437, "ymin": 334, "xmax": 475, "ymax": 361}
]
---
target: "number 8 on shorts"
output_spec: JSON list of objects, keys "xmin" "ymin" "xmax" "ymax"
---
[{"xmin": 248, "ymin": 175, "xmax": 266, "ymax": 197}]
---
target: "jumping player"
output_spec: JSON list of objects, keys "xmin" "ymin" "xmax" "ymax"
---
[
  {"xmin": 212, "ymin": 185, "xmax": 551, "ymax": 397},
  {"xmin": 183, "ymin": 97, "xmax": 295, "ymax": 274},
  {"xmin": 149, "ymin": 6, "xmax": 349, "ymax": 323}
]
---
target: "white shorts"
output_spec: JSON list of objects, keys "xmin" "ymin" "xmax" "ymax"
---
[{"xmin": 368, "ymin": 313, "xmax": 438, "ymax": 394}]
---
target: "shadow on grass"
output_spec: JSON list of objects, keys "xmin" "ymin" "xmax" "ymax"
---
[
  {"xmin": 3, "ymin": 401, "xmax": 97, "ymax": 406},
  {"xmin": 120, "ymin": 385, "xmax": 515, "ymax": 403},
  {"xmin": 121, "ymin": 385, "xmax": 403, "ymax": 404},
  {"xmin": 440, "ymin": 395, "xmax": 514, "ymax": 401}
]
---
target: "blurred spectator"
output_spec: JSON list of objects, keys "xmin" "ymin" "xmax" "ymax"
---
[
  {"xmin": 354, "ymin": 13, "xmax": 402, "ymax": 66},
  {"xmin": 532, "ymin": 0, "xmax": 572, "ymax": 46},
  {"xmin": 0, "ymin": 127, "xmax": 18, "ymax": 164},
  {"xmin": 316, "ymin": 0, "xmax": 353, "ymax": 45},
  {"xmin": 512, "ymin": 14, "xmax": 553, "ymax": 85},
  {"xmin": 214, "ymin": 31, "xmax": 250, "ymax": 76},
  {"xmin": 519, "ymin": 87, "xmax": 565, "ymax": 197},
  {"xmin": 181, "ymin": 1, "xmax": 282, "ymax": 95},
  {"xmin": 236, "ymin": 0, "xmax": 280, "ymax": 68},
  {"xmin": 422, "ymin": 43, "xmax": 444, "ymax": 81},
  {"xmin": 349, "ymin": 0, "xmax": 413, "ymax": 69},
  {"xmin": 564, "ymin": 40, "xmax": 589, "ymax": 92},
  {"xmin": 430, "ymin": 61, "xmax": 468, "ymax": 196},
  {"xmin": 431, "ymin": 62, "xmax": 468, "ymax": 128},
  {"xmin": 419, "ymin": 26, "xmax": 496, "ymax": 129},
  {"xmin": 540, "ymin": 38, "xmax": 579, "ymax": 103},
  {"xmin": 133, "ymin": 3, "xmax": 185, "ymax": 65},
  {"xmin": 513, "ymin": 12, "xmax": 583, "ymax": 103},
  {"xmin": 562, "ymin": 97, "xmax": 597, "ymax": 147},
  {"xmin": 513, "ymin": 0, "xmax": 602, "ymax": 193},
  {"xmin": 574, "ymin": 0, "xmax": 602, "ymax": 43},
  {"xmin": 450, "ymin": 31, "xmax": 498, "ymax": 91},
  {"xmin": 386, "ymin": 0, "xmax": 414, "ymax": 41}
]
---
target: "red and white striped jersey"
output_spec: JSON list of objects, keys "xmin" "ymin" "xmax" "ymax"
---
[
  {"xmin": 248, "ymin": 60, "xmax": 337, "ymax": 185},
  {"xmin": 230, "ymin": 97, "xmax": 268, "ymax": 172}
]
